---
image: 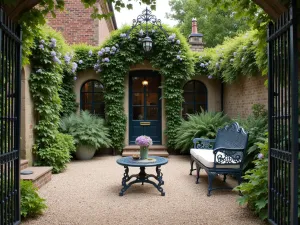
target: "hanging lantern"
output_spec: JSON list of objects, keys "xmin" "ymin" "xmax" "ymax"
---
[
  {"xmin": 142, "ymin": 36, "xmax": 152, "ymax": 52},
  {"xmin": 142, "ymin": 80, "xmax": 149, "ymax": 86}
]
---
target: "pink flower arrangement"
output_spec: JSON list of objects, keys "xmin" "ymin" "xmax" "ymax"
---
[{"xmin": 135, "ymin": 135, "xmax": 153, "ymax": 147}]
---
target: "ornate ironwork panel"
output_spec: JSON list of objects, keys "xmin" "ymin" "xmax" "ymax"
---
[
  {"xmin": 267, "ymin": 1, "xmax": 298, "ymax": 224},
  {"xmin": 0, "ymin": 6, "xmax": 22, "ymax": 225}
]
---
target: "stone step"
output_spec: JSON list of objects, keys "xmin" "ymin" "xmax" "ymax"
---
[
  {"xmin": 21, "ymin": 166, "xmax": 52, "ymax": 189},
  {"xmin": 20, "ymin": 160, "xmax": 29, "ymax": 170},
  {"xmin": 123, "ymin": 145, "xmax": 167, "ymax": 151},
  {"xmin": 122, "ymin": 150, "xmax": 169, "ymax": 157}
]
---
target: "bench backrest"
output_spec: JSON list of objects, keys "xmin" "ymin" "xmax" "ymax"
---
[{"xmin": 214, "ymin": 122, "xmax": 248, "ymax": 151}]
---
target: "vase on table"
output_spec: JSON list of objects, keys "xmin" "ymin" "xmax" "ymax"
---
[{"xmin": 140, "ymin": 146, "xmax": 148, "ymax": 160}]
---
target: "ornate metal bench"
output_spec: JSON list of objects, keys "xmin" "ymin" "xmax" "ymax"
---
[{"xmin": 189, "ymin": 122, "xmax": 248, "ymax": 196}]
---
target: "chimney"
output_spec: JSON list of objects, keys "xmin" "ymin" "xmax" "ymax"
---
[
  {"xmin": 192, "ymin": 18, "xmax": 198, "ymax": 34},
  {"xmin": 188, "ymin": 18, "xmax": 204, "ymax": 52}
]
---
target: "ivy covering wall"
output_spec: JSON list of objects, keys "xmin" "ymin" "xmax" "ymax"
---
[{"xmin": 28, "ymin": 24, "xmax": 268, "ymax": 155}]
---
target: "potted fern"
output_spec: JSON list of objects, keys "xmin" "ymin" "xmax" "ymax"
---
[{"xmin": 60, "ymin": 111, "xmax": 111, "ymax": 160}]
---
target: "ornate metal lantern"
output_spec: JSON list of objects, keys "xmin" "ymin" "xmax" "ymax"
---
[{"xmin": 126, "ymin": 8, "xmax": 168, "ymax": 52}]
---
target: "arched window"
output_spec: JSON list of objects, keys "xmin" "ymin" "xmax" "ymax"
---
[
  {"xmin": 182, "ymin": 80, "xmax": 207, "ymax": 117},
  {"xmin": 80, "ymin": 80, "xmax": 105, "ymax": 117}
]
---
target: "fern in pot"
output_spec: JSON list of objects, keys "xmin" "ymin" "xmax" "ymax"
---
[{"xmin": 60, "ymin": 111, "xmax": 111, "ymax": 160}]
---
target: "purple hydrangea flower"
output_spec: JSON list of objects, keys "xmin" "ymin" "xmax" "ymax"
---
[
  {"xmin": 74, "ymin": 76, "xmax": 77, "ymax": 81},
  {"xmin": 72, "ymin": 62, "xmax": 78, "ymax": 73},
  {"xmin": 50, "ymin": 38, "xmax": 57, "ymax": 48},
  {"xmin": 178, "ymin": 50, "xmax": 181, "ymax": 54},
  {"xmin": 233, "ymin": 52, "xmax": 237, "ymax": 57},
  {"xmin": 51, "ymin": 51, "xmax": 56, "ymax": 56},
  {"xmin": 176, "ymin": 40, "xmax": 180, "ymax": 44},
  {"xmin": 102, "ymin": 57, "xmax": 110, "ymax": 63},
  {"xmin": 105, "ymin": 47, "xmax": 110, "ymax": 52},
  {"xmin": 53, "ymin": 56, "xmax": 61, "ymax": 64},
  {"xmin": 200, "ymin": 63, "xmax": 205, "ymax": 67},
  {"xmin": 94, "ymin": 64, "xmax": 99, "ymax": 70},
  {"xmin": 208, "ymin": 75, "xmax": 213, "ymax": 79},
  {"xmin": 64, "ymin": 55, "xmax": 71, "ymax": 64},
  {"xmin": 98, "ymin": 51, "xmax": 103, "ymax": 56},
  {"xmin": 40, "ymin": 40, "xmax": 45, "ymax": 44},
  {"xmin": 115, "ymin": 43, "xmax": 119, "ymax": 48},
  {"xmin": 120, "ymin": 33, "xmax": 127, "ymax": 38},
  {"xmin": 110, "ymin": 51, "xmax": 115, "ymax": 55},
  {"xmin": 39, "ymin": 44, "xmax": 44, "ymax": 50},
  {"xmin": 258, "ymin": 153, "xmax": 264, "ymax": 159},
  {"xmin": 36, "ymin": 69, "xmax": 42, "ymax": 73},
  {"xmin": 78, "ymin": 60, "xmax": 83, "ymax": 64},
  {"xmin": 111, "ymin": 46, "xmax": 117, "ymax": 51},
  {"xmin": 135, "ymin": 135, "xmax": 153, "ymax": 147},
  {"xmin": 88, "ymin": 50, "xmax": 93, "ymax": 57},
  {"xmin": 176, "ymin": 55, "xmax": 181, "ymax": 60}
]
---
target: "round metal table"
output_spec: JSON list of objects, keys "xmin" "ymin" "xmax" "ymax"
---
[{"xmin": 116, "ymin": 156, "xmax": 168, "ymax": 196}]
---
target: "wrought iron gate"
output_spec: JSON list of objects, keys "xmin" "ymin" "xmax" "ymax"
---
[
  {"xmin": 0, "ymin": 7, "xmax": 22, "ymax": 225},
  {"xmin": 267, "ymin": 1, "xmax": 299, "ymax": 224}
]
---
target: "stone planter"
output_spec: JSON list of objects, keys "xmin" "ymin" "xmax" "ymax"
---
[{"xmin": 76, "ymin": 145, "xmax": 96, "ymax": 160}]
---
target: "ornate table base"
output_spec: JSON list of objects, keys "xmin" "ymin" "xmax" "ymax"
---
[{"xmin": 119, "ymin": 166, "xmax": 165, "ymax": 196}]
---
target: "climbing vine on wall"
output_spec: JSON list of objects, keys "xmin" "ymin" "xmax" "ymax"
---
[
  {"xmin": 72, "ymin": 26, "xmax": 194, "ymax": 151},
  {"xmin": 29, "ymin": 26, "xmax": 76, "ymax": 173},
  {"xmin": 194, "ymin": 30, "xmax": 267, "ymax": 83}
]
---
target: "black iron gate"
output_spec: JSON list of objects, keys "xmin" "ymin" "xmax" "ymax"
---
[
  {"xmin": 0, "ymin": 6, "xmax": 22, "ymax": 225},
  {"xmin": 267, "ymin": 1, "xmax": 299, "ymax": 224}
]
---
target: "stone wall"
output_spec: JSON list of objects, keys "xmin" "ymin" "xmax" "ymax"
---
[
  {"xmin": 20, "ymin": 66, "xmax": 36, "ymax": 165},
  {"xmin": 223, "ymin": 75, "xmax": 268, "ymax": 118}
]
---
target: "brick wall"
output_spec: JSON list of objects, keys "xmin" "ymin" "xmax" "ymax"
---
[
  {"xmin": 223, "ymin": 75, "xmax": 268, "ymax": 118},
  {"xmin": 47, "ymin": 0, "xmax": 99, "ymax": 45}
]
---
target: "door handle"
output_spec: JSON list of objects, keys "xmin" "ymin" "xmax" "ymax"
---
[{"xmin": 140, "ymin": 122, "xmax": 151, "ymax": 126}]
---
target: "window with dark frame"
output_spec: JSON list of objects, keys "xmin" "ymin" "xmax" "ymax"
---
[
  {"xmin": 182, "ymin": 80, "xmax": 207, "ymax": 118},
  {"xmin": 80, "ymin": 80, "xmax": 105, "ymax": 117}
]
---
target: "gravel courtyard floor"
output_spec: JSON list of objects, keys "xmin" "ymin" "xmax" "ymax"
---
[{"xmin": 22, "ymin": 155, "xmax": 265, "ymax": 225}]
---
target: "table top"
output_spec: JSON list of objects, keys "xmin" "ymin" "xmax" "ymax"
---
[{"xmin": 116, "ymin": 156, "xmax": 168, "ymax": 167}]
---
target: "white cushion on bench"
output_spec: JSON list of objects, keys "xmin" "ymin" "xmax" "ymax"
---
[{"xmin": 190, "ymin": 148, "xmax": 240, "ymax": 169}]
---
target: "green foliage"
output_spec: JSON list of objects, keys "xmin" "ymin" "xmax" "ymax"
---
[
  {"xmin": 21, "ymin": 180, "xmax": 47, "ymax": 218},
  {"xmin": 252, "ymin": 103, "xmax": 267, "ymax": 118},
  {"xmin": 90, "ymin": 25, "xmax": 194, "ymax": 151},
  {"xmin": 29, "ymin": 26, "xmax": 76, "ymax": 172},
  {"xmin": 175, "ymin": 111, "xmax": 230, "ymax": 153},
  {"xmin": 35, "ymin": 133, "xmax": 75, "ymax": 173},
  {"xmin": 235, "ymin": 108, "xmax": 268, "ymax": 173},
  {"xmin": 168, "ymin": 0, "xmax": 249, "ymax": 47},
  {"xmin": 59, "ymin": 69, "xmax": 78, "ymax": 117},
  {"xmin": 235, "ymin": 137, "xmax": 269, "ymax": 220},
  {"xmin": 194, "ymin": 30, "xmax": 267, "ymax": 83},
  {"xmin": 60, "ymin": 111, "xmax": 111, "ymax": 149}
]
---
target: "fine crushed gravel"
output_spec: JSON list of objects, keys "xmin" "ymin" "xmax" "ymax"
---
[{"xmin": 22, "ymin": 155, "xmax": 265, "ymax": 225}]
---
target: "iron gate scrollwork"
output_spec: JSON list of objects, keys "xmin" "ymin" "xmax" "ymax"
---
[
  {"xmin": 267, "ymin": 1, "xmax": 299, "ymax": 224},
  {"xmin": 0, "ymin": 6, "xmax": 22, "ymax": 225}
]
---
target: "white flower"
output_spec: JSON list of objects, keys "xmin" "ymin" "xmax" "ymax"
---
[
  {"xmin": 243, "ymin": 46, "xmax": 247, "ymax": 50},
  {"xmin": 199, "ymin": 56, "xmax": 202, "ymax": 59},
  {"xmin": 79, "ymin": 60, "xmax": 83, "ymax": 64},
  {"xmin": 139, "ymin": 29, "xmax": 144, "ymax": 36},
  {"xmin": 176, "ymin": 40, "xmax": 180, "ymax": 44},
  {"xmin": 241, "ymin": 57, "xmax": 245, "ymax": 62},
  {"xmin": 233, "ymin": 52, "xmax": 237, "ymax": 57},
  {"xmin": 230, "ymin": 58, "xmax": 234, "ymax": 63},
  {"xmin": 36, "ymin": 69, "xmax": 42, "ymax": 73},
  {"xmin": 88, "ymin": 50, "xmax": 93, "ymax": 57}
]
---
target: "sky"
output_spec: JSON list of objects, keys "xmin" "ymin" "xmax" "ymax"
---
[{"xmin": 114, "ymin": 1, "xmax": 177, "ymax": 28}]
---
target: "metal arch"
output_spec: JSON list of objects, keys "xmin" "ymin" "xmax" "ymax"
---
[{"xmin": 125, "ymin": 8, "xmax": 169, "ymax": 39}]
